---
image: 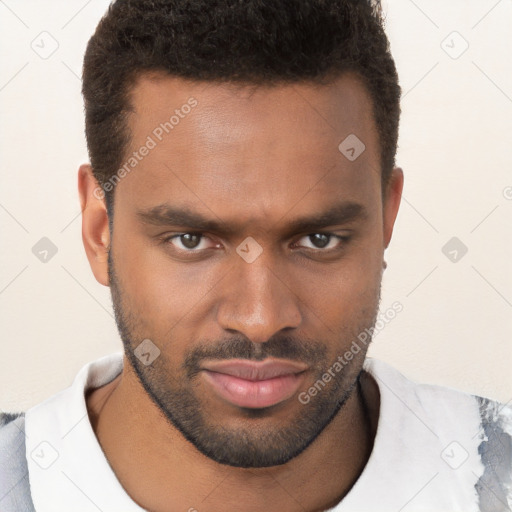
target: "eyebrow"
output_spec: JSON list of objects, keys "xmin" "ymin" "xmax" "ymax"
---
[{"xmin": 137, "ymin": 201, "xmax": 368, "ymax": 236}]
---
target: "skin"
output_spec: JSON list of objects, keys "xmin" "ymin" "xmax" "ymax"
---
[{"xmin": 79, "ymin": 71, "xmax": 403, "ymax": 512}]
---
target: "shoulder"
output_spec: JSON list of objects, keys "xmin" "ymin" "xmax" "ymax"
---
[
  {"xmin": 0, "ymin": 410, "xmax": 27, "ymax": 463},
  {"xmin": 0, "ymin": 411, "xmax": 27, "ymax": 472},
  {"xmin": 0, "ymin": 411, "xmax": 36, "ymax": 512},
  {"xmin": 364, "ymin": 358, "xmax": 512, "ymax": 509},
  {"xmin": 0, "ymin": 411, "xmax": 25, "ymax": 427},
  {"xmin": 471, "ymin": 396, "xmax": 512, "ymax": 510},
  {"xmin": 364, "ymin": 357, "xmax": 511, "ymax": 422},
  {"xmin": 0, "ymin": 411, "xmax": 27, "ymax": 455},
  {"xmin": 364, "ymin": 357, "xmax": 512, "ymax": 458},
  {"xmin": 0, "ymin": 410, "xmax": 26, "ymax": 445}
]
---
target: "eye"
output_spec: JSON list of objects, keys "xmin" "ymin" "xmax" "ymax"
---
[
  {"xmin": 164, "ymin": 233, "xmax": 214, "ymax": 252},
  {"xmin": 294, "ymin": 233, "xmax": 349, "ymax": 251},
  {"xmin": 159, "ymin": 232, "xmax": 350, "ymax": 256}
]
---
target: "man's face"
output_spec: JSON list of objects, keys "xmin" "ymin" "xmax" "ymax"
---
[{"xmin": 104, "ymin": 73, "xmax": 400, "ymax": 468}]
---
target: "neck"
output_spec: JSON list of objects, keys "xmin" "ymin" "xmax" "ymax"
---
[{"xmin": 87, "ymin": 356, "xmax": 379, "ymax": 512}]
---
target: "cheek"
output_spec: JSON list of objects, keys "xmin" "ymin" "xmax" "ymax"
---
[
  {"xmin": 304, "ymin": 275, "xmax": 379, "ymax": 338},
  {"xmin": 298, "ymin": 240, "xmax": 382, "ymax": 319},
  {"xmin": 114, "ymin": 235, "xmax": 222, "ymax": 329}
]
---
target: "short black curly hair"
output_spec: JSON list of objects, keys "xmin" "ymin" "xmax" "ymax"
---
[{"xmin": 82, "ymin": 0, "xmax": 401, "ymax": 215}]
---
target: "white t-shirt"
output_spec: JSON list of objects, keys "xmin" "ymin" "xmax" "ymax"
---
[{"xmin": 24, "ymin": 352, "xmax": 512, "ymax": 511}]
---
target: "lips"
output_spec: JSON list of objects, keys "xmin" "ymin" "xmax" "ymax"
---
[{"xmin": 201, "ymin": 359, "xmax": 308, "ymax": 409}]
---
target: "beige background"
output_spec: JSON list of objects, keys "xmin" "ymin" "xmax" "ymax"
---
[{"xmin": 0, "ymin": 0, "xmax": 511, "ymax": 411}]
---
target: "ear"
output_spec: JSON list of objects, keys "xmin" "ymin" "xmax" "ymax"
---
[
  {"xmin": 78, "ymin": 163, "xmax": 110, "ymax": 286},
  {"xmin": 382, "ymin": 167, "xmax": 404, "ymax": 249}
]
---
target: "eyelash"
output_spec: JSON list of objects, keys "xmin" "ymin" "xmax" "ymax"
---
[{"xmin": 159, "ymin": 232, "xmax": 351, "ymax": 255}]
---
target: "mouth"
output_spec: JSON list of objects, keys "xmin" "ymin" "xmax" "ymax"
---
[{"xmin": 200, "ymin": 358, "xmax": 308, "ymax": 409}]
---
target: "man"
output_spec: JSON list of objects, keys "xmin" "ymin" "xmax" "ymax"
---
[{"xmin": 1, "ymin": 0, "xmax": 511, "ymax": 510}]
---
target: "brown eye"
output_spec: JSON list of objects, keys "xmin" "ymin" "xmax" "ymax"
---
[
  {"xmin": 178, "ymin": 233, "xmax": 202, "ymax": 249},
  {"xmin": 296, "ymin": 233, "xmax": 348, "ymax": 251},
  {"xmin": 164, "ymin": 233, "xmax": 212, "ymax": 252},
  {"xmin": 308, "ymin": 233, "xmax": 330, "ymax": 249}
]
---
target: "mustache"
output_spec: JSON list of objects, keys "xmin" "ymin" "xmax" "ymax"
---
[{"xmin": 183, "ymin": 334, "xmax": 328, "ymax": 378}]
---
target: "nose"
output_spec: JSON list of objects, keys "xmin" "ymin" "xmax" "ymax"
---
[{"xmin": 216, "ymin": 245, "xmax": 302, "ymax": 344}]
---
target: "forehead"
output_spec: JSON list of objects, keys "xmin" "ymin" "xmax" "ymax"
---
[
  {"xmin": 128, "ymin": 71, "xmax": 378, "ymax": 150},
  {"xmin": 116, "ymin": 72, "xmax": 381, "ymax": 225}
]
